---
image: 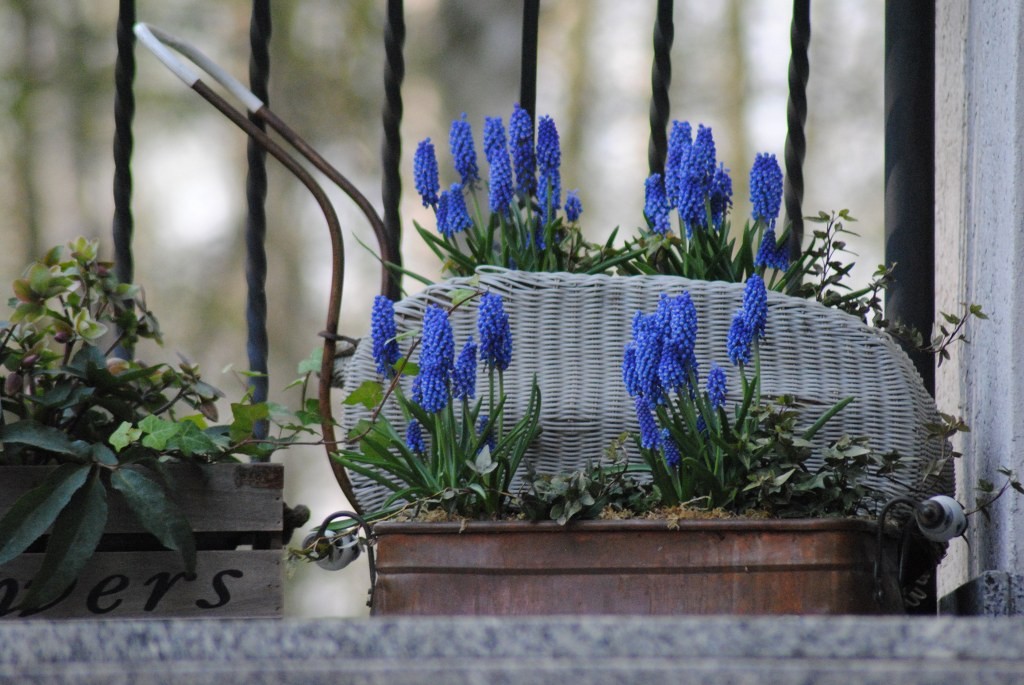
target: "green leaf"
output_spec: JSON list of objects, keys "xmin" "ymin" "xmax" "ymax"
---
[
  {"xmin": 450, "ymin": 288, "xmax": 479, "ymax": 308},
  {"xmin": 18, "ymin": 468, "xmax": 109, "ymax": 610},
  {"xmin": 138, "ymin": 415, "xmax": 179, "ymax": 451},
  {"xmin": 168, "ymin": 421, "xmax": 220, "ymax": 457},
  {"xmin": 0, "ymin": 463, "xmax": 91, "ymax": 565},
  {"xmin": 109, "ymin": 422, "xmax": 142, "ymax": 453},
  {"xmin": 110, "ymin": 466, "xmax": 196, "ymax": 573},
  {"xmin": 297, "ymin": 347, "xmax": 323, "ymax": 375},
  {"xmin": 343, "ymin": 380, "xmax": 384, "ymax": 410},
  {"xmin": 89, "ymin": 443, "xmax": 119, "ymax": 466},
  {"xmin": 72, "ymin": 308, "xmax": 108, "ymax": 342},
  {"xmin": 228, "ymin": 402, "xmax": 271, "ymax": 442},
  {"xmin": 0, "ymin": 421, "xmax": 89, "ymax": 460}
]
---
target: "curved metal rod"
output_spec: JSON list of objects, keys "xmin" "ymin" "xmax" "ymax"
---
[
  {"xmin": 134, "ymin": 23, "xmax": 394, "ymax": 296},
  {"xmin": 134, "ymin": 23, "xmax": 362, "ymax": 509}
]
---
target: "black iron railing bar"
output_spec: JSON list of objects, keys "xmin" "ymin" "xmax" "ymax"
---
[
  {"xmin": 245, "ymin": 0, "xmax": 271, "ymax": 442},
  {"xmin": 647, "ymin": 0, "xmax": 674, "ymax": 175},
  {"xmin": 783, "ymin": 0, "xmax": 810, "ymax": 271},
  {"xmin": 380, "ymin": 0, "xmax": 405, "ymax": 300}
]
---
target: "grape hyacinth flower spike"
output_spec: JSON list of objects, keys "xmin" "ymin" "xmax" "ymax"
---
[
  {"xmin": 565, "ymin": 190, "xmax": 583, "ymax": 223},
  {"xmin": 437, "ymin": 183, "xmax": 472, "ymax": 238},
  {"xmin": 413, "ymin": 138, "xmax": 440, "ymax": 209},
  {"xmin": 477, "ymin": 292, "xmax": 513, "ymax": 372},
  {"xmin": 509, "ymin": 103, "xmax": 535, "ymax": 197},
  {"xmin": 406, "ymin": 418, "xmax": 426, "ymax": 454},
  {"xmin": 370, "ymin": 295, "xmax": 401, "ymax": 377},
  {"xmin": 536, "ymin": 115, "xmax": 562, "ymax": 225},
  {"xmin": 448, "ymin": 113, "xmax": 479, "ymax": 186},
  {"xmin": 483, "ymin": 117, "xmax": 514, "ymax": 215},
  {"xmin": 727, "ymin": 274, "xmax": 769, "ymax": 366},
  {"xmin": 643, "ymin": 173, "xmax": 672, "ymax": 235},
  {"xmin": 452, "ymin": 336, "xmax": 478, "ymax": 401},
  {"xmin": 750, "ymin": 153, "xmax": 784, "ymax": 225},
  {"xmin": 414, "ymin": 305, "xmax": 455, "ymax": 413}
]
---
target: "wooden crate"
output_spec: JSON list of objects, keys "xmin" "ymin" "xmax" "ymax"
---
[{"xmin": 0, "ymin": 463, "xmax": 284, "ymax": 619}]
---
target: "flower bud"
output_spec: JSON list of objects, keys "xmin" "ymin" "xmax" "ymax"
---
[
  {"xmin": 53, "ymin": 330, "xmax": 71, "ymax": 344},
  {"xmin": 21, "ymin": 354, "xmax": 39, "ymax": 368},
  {"xmin": 106, "ymin": 357, "xmax": 129, "ymax": 375},
  {"xmin": 4, "ymin": 373, "xmax": 22, "ymax": 396}
]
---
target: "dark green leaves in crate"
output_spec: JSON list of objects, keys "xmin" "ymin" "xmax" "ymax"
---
[{"xmin": 110, "ymin": 466, "xmax": 196, "ymax": 574}]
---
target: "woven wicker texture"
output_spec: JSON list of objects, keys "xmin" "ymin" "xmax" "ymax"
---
[{"xmin": 335, "ymin": 268, "xmax": 953, "ymax": 514}]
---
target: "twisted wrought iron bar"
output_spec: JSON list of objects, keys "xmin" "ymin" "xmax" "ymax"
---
[
  {"xmin": 648, "ymin": 0, "xmax": 674, "ymax": 175},
  {"xmin": 112, "ymin": 0, "xmax": 136, "ymax": 292},
  {"xmin": 245, "ymin": 0, "xmax": 271, "ymax": 443},
  {"xmin": 783, "ymin": 0, "xmax": 810, "ymax": 269},
  {"xmin": 380, "ymin": 0, "xmax": 405, "ymax": 300},
  {"xmin": 519, "ymin": 0, "xmax": 540, "ymax": 119}
]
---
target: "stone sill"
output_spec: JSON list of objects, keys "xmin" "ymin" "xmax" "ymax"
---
[{"xmin": 2, "ymin": 614, "xmax": 1024, "ymax": 684}]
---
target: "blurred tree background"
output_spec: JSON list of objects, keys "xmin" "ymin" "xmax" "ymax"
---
[{"xmin": 0, "ymin": 0, "xmax": 883, "ymax": 616}]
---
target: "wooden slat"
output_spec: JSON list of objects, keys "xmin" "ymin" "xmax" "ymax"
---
[
  {"xmin": 0, "ymin": 550, "xmax": 282, "ymax": 619},
  {"xmin": 0, "ymin": 464, "xmax": 282, "ymax": 534}
]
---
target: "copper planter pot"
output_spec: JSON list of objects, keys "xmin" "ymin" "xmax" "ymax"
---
[{"xmin": 370, "ymin": 518, "xmax": 902, "ymax": 616}]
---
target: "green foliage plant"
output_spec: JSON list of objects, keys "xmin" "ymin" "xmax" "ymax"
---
[{"xmin": 0, "ymin": 238, "xmax": 320, "ymax": 609}]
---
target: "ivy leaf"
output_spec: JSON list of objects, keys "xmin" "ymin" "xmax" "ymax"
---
[
  {"xmin": 109, "ymin": 421, "xmax": 142, "ymax": 453},
  {"xmin": 450, "ymin": 288, "xmax": 479, "ymax": 308},
  {"xmin": 343, "ymin": 380, "xmax": 384, "ymax": 410},
  {"xmin": 167, "ymin": 421, "xmax": 220, "ymax": 457},
  {"xmin": 18, "ymin": 469, "xmax": 109, "ymax": 610},
  {"xmin": 110, "ymin": 466, "xmax": 196, "ymax": 573},
  {"xmin": 138, "ymin": 415, "xmax": 179, "ymax": 451},
  {"xmin": 0, "ymin": 463, "xmax": 91, "ymax": 566},
  {"xmin": 297, "ymin": 347, "xmax": 323, "ymax": 375},
  {"xmin": 229, "ymin": 402, "xmax": 271, "ymax": 443}
]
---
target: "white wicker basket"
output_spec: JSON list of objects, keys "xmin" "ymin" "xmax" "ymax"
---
[{"xmin": 335, "ymin": 268, "xmax": 953, "ymax": 514}]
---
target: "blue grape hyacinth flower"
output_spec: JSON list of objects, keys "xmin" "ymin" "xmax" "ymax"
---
[
  {"xmin": 509, "ymin": 104, "xmax": 535, "ymax": 197},
  {"xmin": 742, "ymin": 274, "xmax": 768, "ymax": 342},
  {"xmin": 414, "ymin": 305, "xmax": 455, "ymax": 413},
  {"xmin": 478, "ymin": 292, "xmax": 513, "ymax": 371},
  {"xmin": 709, "ymin": 163, "xmax": 734, "ymax": 229},
  {"xmin": 631, "ymin": 310, "xmax": 665, "ymax": 403},
  {"xmin": 634, "ymin": 395, "xmax": 661, "ymax": 450},
  {"xmin": 706, "ymin": 364, "xmax": 728, "ymax": 410},
  {"xmin": 406, "ymin": 418, "xmax": 426, "ymax": 454},
  {"xmin": 370, "ymin": 295, "xmax": 401, "ymax": 377},
  {"xmin": 661, "ymin": 428, "xmax": 681, "ymax": 468},
  {"xmin": 656, "ymin": 293, "xmax": 699, "ymax": 395},
  {"xmin": 413, "ymin": 138, "xmax": 440, "ymax": 209},
  {"xmin": 483, "ymin": 117, "xmax": 514, "ymax": 215},
  {"xmin": 448, "ymin": 114, "xmax": 479, "ymax": 186},
  {"xmin": 727, "ymin": 275, "xmax": 769, "ymax": 366},
  {"xmin": 664, "ymin": 120, "xmax": 693, "ymax": 207},
  {"xmin": 644, "ymin": 173, "xmax": 672, "ymax": 235},
  {"xmin": 750, "ymin": 152, "xmax": 784, "ymax": 224},
  {"xmin": 565, "ymin": 190, "xmax": 583, "ymax": 223},
  {"xmin": 727, "ymin": 311, "xmax": 751, "ymax": 366},
  {"xmin": 452, "ymin": 336, "xmax": 478, "ymax": 400},
  {"xmin": 536, "ymin": 115, "xmax": 562, "ymax": 224},
  {"xmin": 438, "ymin": 183, "xmax": 472, "ymax": 238},
  {"xmin": 754, "ymin": 226, "xmax": 790, "ymax": 271},
  {"xmin": 675, "ymin": 124, "xmax": 718, "ymax": 236}
]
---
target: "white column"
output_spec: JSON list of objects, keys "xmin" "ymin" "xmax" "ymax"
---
[{"xmin": 935, "ymin": 0, "xmax": 1024, "ymax": 597}]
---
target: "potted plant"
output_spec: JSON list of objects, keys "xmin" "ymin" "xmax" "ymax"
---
[
  {"xmin": 0, "ymin": 238, "xmax": 317, "ymax": 618},
  {"xmin": 307, "ymin": 109, "xmax": 982, "ymax": 616}
]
